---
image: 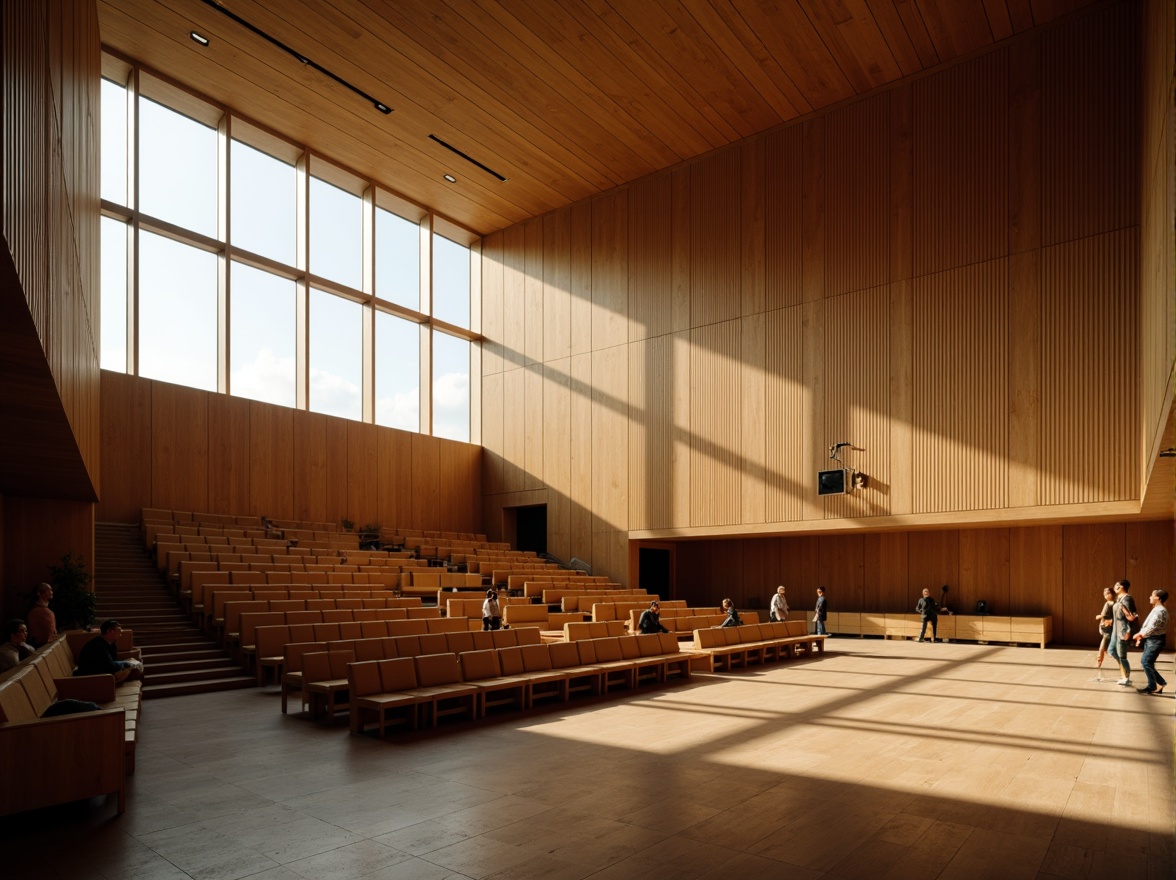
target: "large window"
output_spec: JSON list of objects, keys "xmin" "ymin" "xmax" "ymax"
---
[
  {"xmin": 230, "ymin": 263, "xmax": 296, "ymax": 407},
  {"xmin": 310, "ymin": 175, "xmax": 362, "ymax": 290},
  {"xmin": 231, "ymin": 140, "xmax": 296, "ymax": 265},
  {"xmin": 309, "ymin": 290, "xmax": 363, "ymax": 421},
  {"xmin": 376, "ymin": 208, "xmax": 420, "ymax": 310},
  {"xmin": 139, "ymin": 98, "xmax": 218, "ymax": 237},
  {"xmin": 375, "ymin": 311, "xmax": 419, "ymax": 432},
  {"xmin": 433, "ymin": 234, "xmax": 471, "ymax": 329},
  {"xmin": 99, "ymin": 59, "xmax": 477, "ymax": 441},
  {"xmin": 138, "ymin": 231, "xmax": 218, "ymax": 391},
  {"xmin": 99, "ymin": 216, "xmax": 127, "ymax": 372},
  {"xmin": 433, "ymin": 331, "xmax": 470, "ymax": 442}
]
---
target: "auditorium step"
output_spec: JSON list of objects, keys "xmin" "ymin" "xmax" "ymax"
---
[{"xmin": 95, "ymin": 522, "xmax": 253, "ymax": 699}]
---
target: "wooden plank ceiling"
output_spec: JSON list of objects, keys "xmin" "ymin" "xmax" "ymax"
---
[{"xmin": 98, "ymin": 0, "xmax": 1099, "ymax": 235}]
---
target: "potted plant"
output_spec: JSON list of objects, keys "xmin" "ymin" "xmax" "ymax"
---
[{"xmin": 48, "ymin": 551, "xmax": 96, "ymax": 631}]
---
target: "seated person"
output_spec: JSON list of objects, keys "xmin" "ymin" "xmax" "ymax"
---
[
  {"xmin": 637, "ymin": 600, "xmax": 669, "ymax": 634},
  {"xmin": 26, "ymin": 582, "xmax": 57, "ymax": 648},
  {"xmin": 719, "ymin": 598, "xmax": 742, "ymax": 628},
  {"xmin": 0, "ymin": 619, "xmax": 36, "ymax": 671},
  {"xmin": 75, "ymin": 620, "xmax": 143, "ymax": 683}
]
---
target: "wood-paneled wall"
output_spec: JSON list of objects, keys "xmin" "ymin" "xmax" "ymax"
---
[
  {"xmin": 1140, "ymin": 0, "xmax": 1175, "ymax": 482},
  {"xmin": 98, "ymin": 371, "xmax": 482, "ymax": 533},
  {"xmin": 482, "ymin": 2, "xmax": 1160, "ymax": 585},
  {"xmin": 1, "ymin": 0, "xmax": 101, "ymax": 496},
  {"xmin": 1, "ymin": 0, "xmax": 100, "ymax": 619},
  {"xmin": 670, "ymin": 521, "xmax": 1173, "ymax": 648}
]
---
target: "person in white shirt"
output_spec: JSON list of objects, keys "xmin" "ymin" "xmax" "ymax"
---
[
  {"xmin": 481, "ymin": 589, "xmax": 502, "ymax": 631},
  {"xmin": 770, "ymin": 586, "xmax": 789, "ymax": 622},
  {"xmin": 1132, "ymin": 589, "xmax": 1169, "ymax": 695}
]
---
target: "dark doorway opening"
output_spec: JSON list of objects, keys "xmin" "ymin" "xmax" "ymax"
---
[
  {"xmin": 513, "ymin": 504, "xmax": 547, "ymax": 555},
  {"xmin": 639, "ymin": 548, "xmax": 671, "ymax": 601}
]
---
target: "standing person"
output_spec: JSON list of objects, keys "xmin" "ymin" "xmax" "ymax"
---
[
  {"xmin": 770, "ymin": 586, "xmax": 789, "ymax": 622},
  {"xmin": 813, "ymin": 586, "xmax": 828, "ymax": 636},
  {"xmin": 1109, "ymin": 580, "xmax": 1138, "ymax": 686},
  {"xmin": 481, "ymin": 589, "xmax": 502, "ymax": 631},
  {"xmin": 916, "ymin": 588, "xmax": 940, "ymax": 643},
  {"xmin": 0, "ymin": 619, "xmax": 36, "ymax": 671},
  {"xmin": 638, "ymin": 600, "xmax": 669, "ymax": 634},
  {"xmin": 75, "ymin": 620, "xmax": 142, "ymax": 683},
  {"xmin": 26, "ymin": 582, "xmax": 57, "ymax": 648},
  {"xmin": 1133, "ymin": 589, "xmax": 1169, "ymax": 695},
  {"xmin": 719, "ymin": 598, "xmax": 742, "ymax": 628},
  {"xmin": 1093, "ymin": 586, "xmax": 1115, "ymax": 681}
]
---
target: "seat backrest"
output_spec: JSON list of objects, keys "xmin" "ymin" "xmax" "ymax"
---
[
  {"xmin": 360, "ymin": 621, "xmax": 389, "ymax": 639},
  {"xmin": 349, "ymin": 659, "xmax": 383, "ymax": 698},
  {"xmin": 516, "ymin": 627, "xmax": 543, "ymax": 646},
  {"xmin": 593, "ymin": 638, "xmax": 623, "ymax": 662},
  {"xmin": 445, "ymin": 632, "xmax": 475, "ymax": 654},
  {"xmin": 312, "ymin": 623, "xmax": 342, "ymax": 642},
  {"xmin": 284, "ymin": 640, "xmax": 326, "ymax": 672},
  {"xmin": 391, "ymin": 635, "xmax": 421, "ymax": 657},
  {"xmin": 548, "ymin": 641, "xmax": 581, "ymax": 669},
  {"xmin": 576, "ymin": 640, "xmax": 598, "ymax": 664},
  {"xmin": 458, "ymin": 649, "xmax": 500, "ymax": 681},
  {"xmin": 0, "ymin": 671, "xmax": 39, "ymax": 722},
  {"xmin": 328, "ymin": 650, "xmax": 355, "ymax": 678},
  {"xmin": 520, "ymin": 644, "xmax": 554, "ymax": 672},
  {"xmin": 497, "ymin": 646, "xmax": 526, "ymax": 676},
  {"xmin": 387, "ymin": 619, "xmax": 429, "ymax": 636},
  {"xmin": 637, "ymin": 635, "xmax": 662, "ymax": 657},
  {"xmin": 657, "ymin": 633, "xmax": 679, "ymax": 655},
  {"xmin": 418, "ymin": 633, "xmax": 448, "ymax": 656},
  {"xmin": 302, "ymin": 651, "xmax": 331, "ymax": 683},
  {"xmin": 470, "ymin": 631, "xmax": 495, "ymax": 650},
  {"xmin": 354, "ymin": 638, "xmax": 384, "ymax": 662},
  {"xmin": 253, "ymin": 625, "xmax": 293, "ymax": 659},
  {"xmin": 491, "ymin": 629, "xmax": 518, "ymax": 648},
  {"xmin": 618, "ymin": 636, "xmax": 643, "ymax": 660},
  {"xmin": 414, "ymin": 653, "xmax": 462, "ymax": 687},
  {"xmin": 17, "ymin": 667, "xmax": 55, "ymax": 716},
  {"xmin": 240, "ymin": 611, "xmax": 285, "ymax": 647}
]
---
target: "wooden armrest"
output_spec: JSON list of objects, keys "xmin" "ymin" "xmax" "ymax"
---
[{"xmin": 55, "ymin": 674, "xmax": 117, "ymax": 703}]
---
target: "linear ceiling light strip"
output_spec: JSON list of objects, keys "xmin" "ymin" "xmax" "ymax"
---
[
  {"xmin": 428, "ymin": 134, "xmax": 507, "ymax": 182},
  {"xmin": 199, "ymin": 0, "xmax": 391, "ymax": 114}
]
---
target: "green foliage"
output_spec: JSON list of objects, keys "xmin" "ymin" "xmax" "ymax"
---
[
  {"xmin": 48, "ymin": 551, "xmax": 96, "ymax": 630},
  {"xmin": 341, "ymin": 518, "xmax": 355, "ymax": 531}
]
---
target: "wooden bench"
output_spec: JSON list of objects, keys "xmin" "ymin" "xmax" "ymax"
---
[
  {"xmin": 284, "ymin": 628, "xmax": 545, "ymax": 713},
  {"xmin": 347, "ymin": 632, "xmax": 692, "ymax": 736},
  {"xmin": 689, "ymin": 621, "xmax": 825, "ymax": 672},
  {"xmin": 0, "ymin": 633, "xmax": 144, "ymax": 816}
]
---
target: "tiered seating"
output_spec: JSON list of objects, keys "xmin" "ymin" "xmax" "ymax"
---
[{"xmin": 625, "ymin": 606, "xmax": 724, "ymax": 634}]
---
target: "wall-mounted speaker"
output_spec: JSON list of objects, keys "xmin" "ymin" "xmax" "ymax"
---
[{"xmin": 817, "ymin": 468, "xmax": 848, "ymax": 496}]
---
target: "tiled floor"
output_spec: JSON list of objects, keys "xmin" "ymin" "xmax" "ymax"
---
[{"xmin": 4, "ymin": 638, "xmax": 1172, "ymax": 880}]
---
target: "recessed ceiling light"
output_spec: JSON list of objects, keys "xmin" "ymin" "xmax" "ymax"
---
[
  {"xmin": 189, "ymin": 30, "xmax": 210, "ymax": 47},
  {"xmin": 443, "ymin": 174, "xmax": 457, "ymax": 183},
  {"xmin": 374, "ymin": 102, "xmax": 391, "ymax": 114}
]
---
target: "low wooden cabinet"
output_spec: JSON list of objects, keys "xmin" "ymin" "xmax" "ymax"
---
[{"xmin": 825, "ymin": 613, "xmax": 1052, "ymax": 648}]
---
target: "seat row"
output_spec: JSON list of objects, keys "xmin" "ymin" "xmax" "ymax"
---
[
  {"xmin": 690, "ymin": 621, "xmax": 826, "ymax": 672},
  {"xmin": 0, "ymin": 633, "xmax": 142, "ymax": 816},
  {"xmin": 280, "ymin": 626, "xmax": 547, "ymax": 711},
  {"xmin": 347, "ymin": 633, "xmax": 693, "ymax": 736}
]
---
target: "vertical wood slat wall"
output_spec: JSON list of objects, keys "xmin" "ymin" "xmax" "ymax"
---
[
  {"xmin": 675, "ymin": 521, "xmax": 1173, "ymax": 649},
  {"xmin": 481, "ymin": 2, "xmax": 1152, "ymax": 587},
  {"xmin": 97, "ymin": 370, "xmax": 482, "ymax": 533},
  {"xmin": 1, "ymin": 0, "xmax": 101, "ymax": 487},
  {"xmin": 1140, "ymin": 0, "xmax": 1175, "ymax": 478}
]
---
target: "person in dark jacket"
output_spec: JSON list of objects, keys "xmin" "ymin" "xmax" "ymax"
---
[
  {"xmin": 916, "ymin": 589, "xmax": 940, "ymax": 642},
  {"xmin": 719, "ymin": 598, "xmax": 742, "ymax": 628},
  {"xmin": 638, "ymin": 601, "xmax": 669, "ymax": 634},
  {"xmin": 75, "ymin": 620, "xmax": 142, "ymax": 683}
]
